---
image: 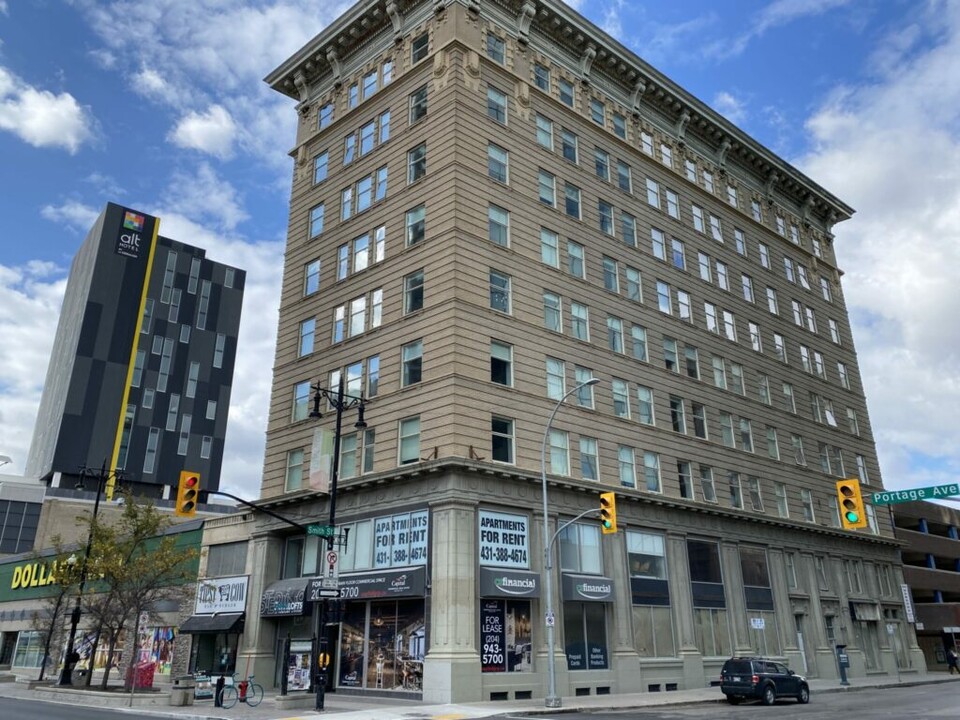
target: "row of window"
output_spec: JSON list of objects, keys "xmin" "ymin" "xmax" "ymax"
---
[{"xmin": 525, "ymin": 57, "xmax": 825, "ymax": 259}]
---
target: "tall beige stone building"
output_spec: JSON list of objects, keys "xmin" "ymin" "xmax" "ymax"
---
[{"xmin": 242, "ymin": 0, "xmax": 923, "ymax": 702}]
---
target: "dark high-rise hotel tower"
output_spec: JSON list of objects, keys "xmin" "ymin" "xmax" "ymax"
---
[{"xmin": 26, "ymin": 203, "xmax": 244, "ymax": 499}]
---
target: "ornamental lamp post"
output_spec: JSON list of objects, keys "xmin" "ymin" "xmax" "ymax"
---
[
  {"xmin": 539, "ymin": 377, "xmax": 599, "ymax": 708},
  {"xmin": 309, "ymin": 374, "xmax": 367, "ymax": 710}
]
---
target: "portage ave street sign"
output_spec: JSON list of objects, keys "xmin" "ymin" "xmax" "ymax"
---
[{"xmin": 872, "ymin": 483, "xmax": 960, "ymax": 506}]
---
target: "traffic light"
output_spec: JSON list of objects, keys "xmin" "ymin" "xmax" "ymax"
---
[
  {"xmin": 836, "ymin": 478, "xmax": 868, "ymax": 530},
  {"xmin": 599, "ymin": 491, "xmax": 617, "ymax": 534},
  {"xmin": 176, "ymin": 471, "xmax": 201, "ymax": 517}
]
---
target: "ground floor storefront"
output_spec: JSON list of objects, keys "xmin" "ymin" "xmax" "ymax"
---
[{"xmin": 239, "ymin": 468, "xmax": 927, "ymax": 703}]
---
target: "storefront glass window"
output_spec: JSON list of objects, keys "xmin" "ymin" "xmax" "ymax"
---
[
  {"xmin": 12, "ymin": 630, "xmax": 43, "ymax": 668},
  {"xmin": 627, "ymin": 531, "xmax": 675, "ymax": 657},
  {"xmin": 563, "ymin": 603, "xmax": 607, "ymax": 670},
  {"xmin": 338, "ymin": 599, "xmax": 425, "ymax": 690},
  {"xmin": 480, "ymin": 599, "xmax": 532, "ymax": 672}
]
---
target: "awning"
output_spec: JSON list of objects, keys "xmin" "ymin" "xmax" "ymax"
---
[
  {"xmin": 180, "ymin": 613, "xmax": 245, "ymax": 634},
  {"xmin": 260, "ymin": 577, "xmax": 311, "ymax": 617},
  {"xmin": 850, "ymin": 602, "xmax": 882, "ymax": 622}
]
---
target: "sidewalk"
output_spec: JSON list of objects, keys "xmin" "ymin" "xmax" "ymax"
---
[{"xmin": 1, "ymin": 671, "xmax": 954, "ymax": 719}]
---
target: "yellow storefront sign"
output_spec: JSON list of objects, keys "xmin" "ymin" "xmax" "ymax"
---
[{"xmin": 10, "ymin": 561, "xmax": 60, "ymax": 590}]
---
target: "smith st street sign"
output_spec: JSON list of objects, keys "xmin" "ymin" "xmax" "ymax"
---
[{"xmin": 872, "ymin": 483, "xmax": 960, "ymax": 506}]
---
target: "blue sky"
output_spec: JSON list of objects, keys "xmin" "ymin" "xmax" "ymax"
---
[{"xmin": 1, "ymin": 0, "xmax": 959, "ymax": 500}]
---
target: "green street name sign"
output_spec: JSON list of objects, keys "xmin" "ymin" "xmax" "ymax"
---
[
  {"xmin": 306, "ymin": 524, "xmax": 336, "ymax": 538},
  {"xmin": 872, "ymin": 483, "xmax": 960, "ymax": 506}
]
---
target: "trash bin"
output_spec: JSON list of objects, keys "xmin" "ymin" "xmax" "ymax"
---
[{"xmin": 170, "ymin": 675, "xmax": 196, "ymax": 706}]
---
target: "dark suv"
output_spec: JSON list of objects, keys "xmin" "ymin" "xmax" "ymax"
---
[{"xmin": 720, "ymin": 656, "xmax": 810, "ymax": 705}]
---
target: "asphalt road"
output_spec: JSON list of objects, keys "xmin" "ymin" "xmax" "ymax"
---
[
  {"xmin": 499, "ymin": 684, "xmax": 957, "ymax": 720},
  {"xmin": 0, "ymin": 696, "xmax": 171, "ymax": 720}
]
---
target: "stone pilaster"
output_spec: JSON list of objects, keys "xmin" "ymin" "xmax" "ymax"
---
[
  {"xmin": 720, "ymin": 541, "xmax": 752, "ymax": 654},
  {"xmin": 666, "ymin": 532, "xmax": 703, "ymax": 688},
  {"xmin": 422, "ymin": 498, "xmax": 481, "ymax": 702}
]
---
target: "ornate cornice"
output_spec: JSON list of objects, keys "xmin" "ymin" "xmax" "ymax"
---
[{"xmin": 264, "ymin": 0, "xmax": 854, "ymax": 228}]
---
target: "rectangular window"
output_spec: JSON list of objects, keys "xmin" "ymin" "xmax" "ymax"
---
[
  {"xmin": 570, "ymin": 302, "xmax": 589, "ymax": 340},
  {"xmin": 685, "ymin": 345, "xmax": 700, "ymax": 378},
  {"xmin": 602, "ymin": 256, "xmax": 619, "ymax": 291},
  {"xmin": 801, "ymin": 489, "xmax": 816, "ymax": 522},
  {"xmin": 741, "ymin": 274, "xmax": 754, "ymax": 302},
  {"xmin": 538, "ymin": 169, "xmax": 556, "ymax": 206},
  {"xmin": 491, "ymin": 416, "xmax": 514, "ymax": 463},
  {"xmin": 318, "ymin": 102, "xmax": 333, "ymax": 129},
  {"xmin": 580, "ymin": 436, "xmax": 599, "ymax": 480},
  {"xmin": 564, "ymin": 183, "xmax": 581, "ymax": 219},
  {"xmin": 589, "ymin": 98, "xmax": 604, "ymax": 125},
  {"xmin": 625, "ymin": 322, "xmax": 646, "ymax": 360},
  {"xmin": 568, "ymin": 240, "xmax": 585, "ymax": 278},
  {"xmin": 575, "ymin": 366, "xmax": 595, "ymax": 408},
  {"xmin": 666, "ymin": 189, "xmax": 679, "ymax": 219},
  {"xmin": 739, "ymin": 418, "xmax": 754, "ymax": 452},
  {"xmin": 598, "ymin": 200, "xmax": 614, "ymax": 235},
  {"xmin": 727, "ymin": 184, "xmax": 738, "ymax": 207},
  {"xmin": 657, "ymin": 281, "xmax": 671, "ymax": 314},
  {"xmin": 304, "ymin": 259, "xmax": 321, "ymax": 296},
  {"xmin": 749, "ymin": 322, "xmax": 762, "ymax": 352},
  {"xmin": 722, "ymin": 310, "xmax": 737, "ymax": 341},
  {"xmin": 716, "ymin": 261, "xmax": 729, "ymax": 290},
  {"xmin": 692, "ymin": 402, "xmax": 707, "ymax": 439},
  {"xmin": 643, "ymin": 452, "xmax": 661, "ymax": 493},
  {"xmin": 143, "ymin": 427, "xmax": 160, "ymax": 474},
  {"xmin": 200, "ymin": 435, "xmax": 212, "ymax": 460},
  {"xmin": 670, "ymin": 396, "xmax": 686, "ymax": 434},
  {"xmin": 773, "ymin": 482, "xmax": 789, "ymax": 518},
  {"xmin": 549, "ymin": 429, "xmax": 569, "ymax": 475},
  {"xmin": 759, "ymin": 242, "xmax": 771, "ymax": 269},
  {"xmin": 719, "ymin": 412, "xmax": 735, "ymax": 447},
  {"xmin": 661, "ymin": 143, "xmax": 673, "ymax": 167},
  {"xmin": 298, "ymin": 318, "xmax": 315, "ymax": 357},
  {"xmin": 534, "ymin": 63, "xmax": 550, "ymax": 91},
  {"xmin": 486, "ymin": 34, "xmax": 505, "ymax": 63},
  {"xmin": 543, "ymin": 292, "xmax": 562, "ymax": 331},
  {"xmin": 490, "ymin": 341, "xmax": 512, "ymax": 386},
  {"xmin": 310, "ymin": 203, "xmax": 323, "ymax": 239},
  {"xmin": 546, "ymin": 357, "xmax": 565, "ymax": 400},
  {"xmin": 607, "ymin": 315, "xmax": 623, "ymax": 353},
  {"xmin": 671, "ymin": 238, "xmax": 686, "ymax": 270},
  {"xmin": 645, "ymin": 178, "xmax": 660, "ymax": 209},
  {"xmin": 490, "ymin": 270, "xmax": 511, "ymax": 313},
  {"xmin": 407, "ymin": 143, "xmax": 427, "ymax": 183},
  {"xmin": 559, "ymin": 78, "xmax": 574, "ymax": 107},
  {"xmin": 613, "ymin": 113, "xmax": 626, "ymax": 139},
  {"xmin": 412, "ymin": 33, "xmax": 429, "ymax": 62},
  {"xmin": 594, "ymin": 148, "xmax": 609, "ymax": 180},
  {"xmin": 561, "ymin": 128, "xmax": 578, "ymax": 163},
  {"xmin": 402, "ymin": 340, "xmax": 423, "ymax": 386},
  {"xmin": 536, "ymin": 114, "xmax": 554, "ymax": 149},
  {"xmin": 625, "ymin": 267, "xmax": 641, "ymax": 301},
  {"xmin": 405, "ymin": 204, "xmax": 426, "ymax": 246},
  {"xmin": 663, "ymin": 336, "xmax": 678, "ymax": 372},
  {"xmin": 692, "ymin": 205, "xmax": 704, "ymax": 233},
  {"xmin": 728, "ymin": 472, "xmax": 743, "ymax": 509},
  {"xmin": 641, "ymin": 131, "xmax": 653, "ymax": 155},
  {"xmin": 177, "ymin": 414, "xmax": 191, "ymax": 455},
  {"xmin": 409, "ymin": 84, "xmax": 428, "ymax": 123},
  {"xmin": 703, "ymin": 170, "xmax": 714, "ymax": 193},
  {"xmin": 617, "ymin": 161, "xmax": 632, "ymax": 193},
  {"xmin": 792, "ymin": 434, "xmax": 806, "ymax": 465},
  {"xmin": 488, "ymin": 205, "xmax": 509, "ymax": 246},
  {"xmin": 612, "ymin": 379, "xmax": 630, "ymax": 418},
  {"xmin": 487, "ymin": 143, "xmax": 509, "ymax": 182},
  {"xmin": 677, "ymin": 290, "xmax": 692, "ymax": 321},
  {"xmin": 487, "ymin": 86, "xmax": 507, "ymax": 123},
  {"xmin": 651, "ymin": 227, "xmax": 666, "ymax": 261},
  {"xmin": 766, "ymin": 287, "xmax": 779, "ymax": 315},
  {"xmin": 821, "ymin": 277, "xmax": 833, "ymax": 302},
  {"xmin": 619, "ymin": 447, "xmax": 637, "ymax": 488},
  {"xmin": 399, "ymin": 416, "xmax": 421, "ymax": 464},
  {"xmin": 404, "ymin": 270, "xmax": 424, "ymax": 314},
  {"xmin": 540, "ymin": 228, "xmax": 560, "ymax": 268},
  {"xmin": 637, "ymin": 386, "xmax": 654, "ymax": 425},
  {"xmin": 699, "ymin": 466, "xmax": 717, "ymax": 503},
  {"xmin": 678, "ymin": 461, "xmax": 694, "ymax": 499},
  {"xmin": 751, "ymin": 199, "xmax": 762, "ymax": 222}
]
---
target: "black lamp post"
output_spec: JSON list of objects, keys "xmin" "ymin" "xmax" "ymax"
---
[
  {"xmin": 309, "ymin": 373, "xmax": 366, "ymax": 710},
  {"xmin": 57, "ymin": 462, "xmax": 124, "ymax": 686}
]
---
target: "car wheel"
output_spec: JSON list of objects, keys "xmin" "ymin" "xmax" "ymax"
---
[
  {"xmin": 762, "ymin": 684, "xmax": 776, "ymax": 705},
  {"xmin": 797, "ymin": 684, "xmax": 810, "ymax": 704},
  {"xmin": 726, "ymin": 695, "xmax": 741, "ymax": 705}
]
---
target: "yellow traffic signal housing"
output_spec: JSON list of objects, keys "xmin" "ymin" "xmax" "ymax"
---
[
  {"xmin": 176, "ymin": 471, "xmax": 201, "ymax": 517},
  {"xmin": 599, "ymin": 491, "xmax": 617, "ymax": 534},
  {"xmin": 836, "ymin": 478, "xmax": 868, "ymax": 530}
]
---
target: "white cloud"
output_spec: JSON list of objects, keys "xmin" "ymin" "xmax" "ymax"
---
[
  {"xmin": 40, "ymin": 199, "xmax": 100, "ymax": 232},
  {"xmin": 599, "ymin": 0, "xmax": 625, "ymax": 40},
  {"xmin": 0, "ymin": 262, "xmax": 67, "ymax": 475},
  {"xmin": 131, "ymin": 66, "xmax": 185, "ymax": 106},
  {"xmin": 712, "ymin": 91, "xmax": 748, "ymax": 125},
  {"xmin": 161, "ymin": 163, "xmax": 248, "ymax": 231},
  {"xmin": 0, "ymin": 66, "xmax": 96, "ymax": 153},
  {"xmin": 798, "ymin": 2, "xmax": 960, "ymax": 490},
  {"xmin": 707, "ymin": 0, "xmax": 851, "ymax": 59},
  {"xmin": 168, "ymin": 104, "xmax": 237, "ymax": 159},
  {"xmin": 0, "ymin": 1, "xmax": 8, "ymax": 15}
]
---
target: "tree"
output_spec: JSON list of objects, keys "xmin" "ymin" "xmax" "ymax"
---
[
  {"xmin": 29, "ymin": 538, "xmax": 84, "ymax": 681},
  {"xmin": 74, "ymin": 493, "xmax": 198, "ymax": 693}
]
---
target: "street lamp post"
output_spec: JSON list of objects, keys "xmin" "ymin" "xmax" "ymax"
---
[
  {"xmin": 58, "ymin": 462, "xmax": 123, "ymax": 686},
  {"xmin": 309, "ymin": 374, "xmax": 367, "ymax": 710},
  {"xmin": 539, "ymin": 378, "xmax": 599, "ymax": 708}
]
